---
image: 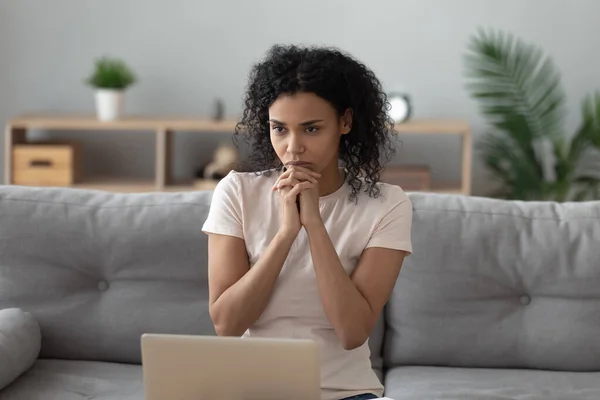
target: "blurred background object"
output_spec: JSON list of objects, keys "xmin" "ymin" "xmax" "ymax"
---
[
  {"xmin": 194, "ymin": 143, "xmax": 238, "ymax": 190},
  {"xmin": 86, "ymin": 56, "xmax": 137, "ymax": 121},
  {"xmin": 380, "ymin": 165, "xmax": 431, "ymax": 192},
  {"xmin": 464, "ymin": 28, "xmax": 600, "ymax": 201},
  {"xmin": 1, "ymin": 0, "xmax": 599, "ymax": 200}
]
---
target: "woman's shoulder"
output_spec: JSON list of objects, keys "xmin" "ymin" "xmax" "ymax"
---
[
  {"xmin": 375, "ymin": 181, "xmax": 411, "ymax": 203},
  {"xmin": 354, "ymin": 178, "xmax": 411, "ymax": 207}
]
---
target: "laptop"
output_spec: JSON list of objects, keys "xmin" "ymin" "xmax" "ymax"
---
[{"xmin": 141, "ymin": 333, "xmax": 321, "ymax": 400}]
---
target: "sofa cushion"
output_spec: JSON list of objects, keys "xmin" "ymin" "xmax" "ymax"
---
[
  {"xmin": 384, "ymin": 366, "xmax": 600, "ymax": 400},
  {"xmin": 368, "ymin": 314, "xmax": 385, "ymax": 382},
  {"xmin": 0, "ymin": 359, "xmax": 143, "ymax": 400},
  {"xmin": 0, "ymin": 308, "xmax": 41, "ymax": 391},
  {"xmin": 0, "ymin": 186, "xmax": 216, "ymax": 364},
  {"xmin": 0, "ymin": 185, "xmax": 385, "ymax": 373},
  {"xmin": 385, "ymin": 193, "xmax": 600, "ymax": 371}
]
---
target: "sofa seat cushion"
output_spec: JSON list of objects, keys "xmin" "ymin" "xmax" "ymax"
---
[
  {"xmin": 384, "ymin": 366, "xmax": 600, "ymax": 400},
  {"xmin": 0, "ymin": 359, "xmax": 143, "ymax": 400}
]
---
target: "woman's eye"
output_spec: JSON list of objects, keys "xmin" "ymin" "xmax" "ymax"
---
[
  {"xmin": 272, "ymin": 126, "xmax": 285, "ymax": 133},
  {"xmin": 305, "ymin": 126, "xmax": 319, "ymax": 133}
]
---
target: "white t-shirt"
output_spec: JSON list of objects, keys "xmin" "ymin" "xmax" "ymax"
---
[{"xmin": 202, "ymin": 169, "xmax": 413, "ymax": 400}]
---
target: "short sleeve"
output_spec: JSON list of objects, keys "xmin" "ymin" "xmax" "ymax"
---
[
  {"xmin": 365, "ymin": 190, "xmax": 413, "ymax": 254},
  {"xmin": 201, "ymin": 171, "xmax": 244, "ymax": 239}
]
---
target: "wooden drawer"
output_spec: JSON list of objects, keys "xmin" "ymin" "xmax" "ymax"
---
[{"xmin": 12, "ymin": 143, "xmax": 81, "ymax": 186}]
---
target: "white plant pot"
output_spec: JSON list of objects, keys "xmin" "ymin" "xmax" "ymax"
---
[{"xmin": 95, "ymin": 89, "xmax": 124, "ymax": 121}]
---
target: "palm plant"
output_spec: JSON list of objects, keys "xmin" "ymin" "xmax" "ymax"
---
[{"xmin": 464, "ymin": 28, "xmax": 600, "ymax": 201}]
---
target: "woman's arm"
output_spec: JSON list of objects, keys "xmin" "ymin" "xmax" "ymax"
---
[
  {"xmin": 207, "ymin": 175, "xmax": 316, "ymax": 337},
  {"xmin": 306, "ymin": 224, "xmax": 407, "ymax": 350},
  {"xmin": 207, "ymin": 230, "xmax": 296, "ymax": 336}
]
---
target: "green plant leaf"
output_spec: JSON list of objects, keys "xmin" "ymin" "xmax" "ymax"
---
[
  {"xmin": 574, "ymin": 175, "xmax": 600, "ymax": 184},
  {"xmin": 551, "ymin": 137, "xmax": 573, "ymax": 186},
  {"xmin": 463, "ymin": 28, "xmax": 600, "ymax": 201},
  {"xmin": 464, "ymin": 27, "xmax": 572, "ymax": 200},
  {"xmin": 565, "ymin": 93, "xmax": 600, "ymax": 181},
  {"xmin": 572, "ymin": 188, "xmax": 589, "ymax": 202},
  {"xmin": 571, "ymin": 175, "xmax": 600, "ymax": 201},
  {"xmin": 581, "ymin": 91, "xmax": 600, "ymax": 148},
  {"xmin": 478, "ymin": 132, "xmax": 548, "ymax": 200},
  {"xmin": 86, "ymin": 56, "xmax": 137, "ymax": 90},
  {"xmin": 464, "ymin": 28, "xmax": 566, "ymax": 142}
]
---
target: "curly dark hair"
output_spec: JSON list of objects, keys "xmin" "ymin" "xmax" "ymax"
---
[{"xmin": 234, "ymin": 44, "xmax": 397, "ymax": 200}]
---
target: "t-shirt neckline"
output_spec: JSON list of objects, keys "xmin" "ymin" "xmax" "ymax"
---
[{"xmin": 319, "ymin": 168, "xmax": 348, "ymax": 202}]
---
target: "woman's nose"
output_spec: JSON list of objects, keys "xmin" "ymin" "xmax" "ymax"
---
[{"xmin": 287, "ymin": 133, "xmax": 304, "ymax": 154}]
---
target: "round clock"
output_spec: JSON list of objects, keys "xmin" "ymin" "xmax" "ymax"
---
[{"xmin": 388, "ymin": 93, "xmax": 412, "ymax": 123}]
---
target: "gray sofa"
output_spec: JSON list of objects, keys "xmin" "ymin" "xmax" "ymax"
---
[{"xmin": 0, "ymin": 184, "xmax": 599, "ymax": 400}]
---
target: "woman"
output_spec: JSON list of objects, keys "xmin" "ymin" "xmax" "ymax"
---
[{"xmin": 202, "ymin": 44, "xmax": 413, "ymax": 400}]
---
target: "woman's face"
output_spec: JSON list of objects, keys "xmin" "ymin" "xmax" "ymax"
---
[{"xmin": 268, "ymin": 92, "xmax": 351, "ymax": 173}]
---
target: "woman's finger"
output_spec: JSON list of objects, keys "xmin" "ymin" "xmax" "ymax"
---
[
  {"xmin": 285, "ymin": 165, "xmax": 321, "ymax": 178},
  {"xmin": 273, "ymin": 170, "xmax": 318, "ymax": 190},
  {"xmin": 279, "ymin": 166, "xmax": 321, "ymax": 181},
  {"xmin": 281, "ymin": 173, "xmax": 317, "ymax": 186},
  {"xmin": 285, "ymin": 181, "xmax": 315, "ymax": 202},
  {"xmin": 274, "ymin": 177, "xmax": 301, "ymax": 191}
]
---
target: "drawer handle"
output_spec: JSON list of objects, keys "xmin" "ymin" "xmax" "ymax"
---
[{"xmin": 29, "ymin": 159, "xmax": 53, "ymax": 168}]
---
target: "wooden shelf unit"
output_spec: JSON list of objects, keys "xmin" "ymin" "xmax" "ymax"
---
[
  {"xmin": 4, "ymin": 114, "xmax": 236, "ymax": 192},
  {"xmin": 394, "ymin": 118, "xmax": 472, "ymax": 195},
  {"xmin": 4, "ymin": 114, "xmax": 471, "ymax": 195}
]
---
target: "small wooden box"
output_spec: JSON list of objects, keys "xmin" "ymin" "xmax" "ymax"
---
[
  {"xmin": 12, "ymin": 143, "xmax": 82, "ymax": 186},
  {"xmin": 381, "ymin": 165, "xmax": 431, "ymax": 191}
]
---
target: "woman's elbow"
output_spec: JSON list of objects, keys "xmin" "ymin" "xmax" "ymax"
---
[
  {"xmin": 209, "ymin": 306, "xmax": 245, "ymax": 337},
  {"xmin": 213, "ymin": 323, "xmax": 243, "ymax": 337}
]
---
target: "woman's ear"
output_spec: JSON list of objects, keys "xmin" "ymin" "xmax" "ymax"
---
[{"xmin": 340, "ymin": 108, "xmax": 353, "ymax": 135}]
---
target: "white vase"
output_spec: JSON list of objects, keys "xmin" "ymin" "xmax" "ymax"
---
[{"xmin": 95, "ymin": 89, "xmax": 124, "ymax": 121}]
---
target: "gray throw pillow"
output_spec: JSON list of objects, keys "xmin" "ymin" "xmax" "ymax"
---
[{"xmin": 0, "ymin": 308, "xmax": 41, "ymax": 390}]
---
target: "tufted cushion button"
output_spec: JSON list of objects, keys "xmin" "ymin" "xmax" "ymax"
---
[
  {"xmin": 97, "ymin": 281, "xmax": 109, "ymax": 291},
  {"xmin": 519, "ymin": 294, "xmax": 531, "ymax": 305}
]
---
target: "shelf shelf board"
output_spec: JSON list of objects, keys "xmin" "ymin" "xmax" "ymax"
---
[
  {"xmin": 9, "ymin": 114, "xmax": 237, "ymax": 133},
  {"xmin": 394, "ymin": 119, "xmax": 470, "ymax": 134},
  {"xmin": 10, "ymin": 114, "xmax": 468, "ymax": 135}
]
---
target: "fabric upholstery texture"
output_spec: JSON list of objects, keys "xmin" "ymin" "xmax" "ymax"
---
[
  {"xmin": 0, "ymin": 308, "xmax": 41, "ymax": 391},
  {"xmin": 1, "ymin": 185, "xmax": 600, "ymax": 399},
  {"xmin": 385, "ymin": 193, "xmax": 600, "ymax": 371},
  {"xmin": 0, "ymin": 186, "xmax": 215, "ymax": 364},
  {"xmin": 384, "ymin": 366, "xmax": 600, "ymax": 400},
  {"xmin": 0, "ymin": 360, "xmax": 143, "ymax": 400}
]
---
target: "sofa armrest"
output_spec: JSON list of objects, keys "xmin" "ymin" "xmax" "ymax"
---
[{"xmin": 0, "ymin": 308, "xmax": 41, "ymax": 390}]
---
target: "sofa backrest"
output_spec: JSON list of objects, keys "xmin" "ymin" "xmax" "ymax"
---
[
  {"xmin": 9, "ymin": 185, "xmax": 598, "ymax": 372},
  {"xmin": 384, "ymin": 193, "xmax": 600, "ymax": 372},
  {"xmin": 0, "ymin": 185, "xmax": 385, "ymax": 369},
  {"xmin": 0, "ymin": 186, "xmax": 216, "ymax": 363}
]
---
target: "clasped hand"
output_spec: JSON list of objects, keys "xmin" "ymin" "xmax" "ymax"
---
[{"xmin": 272, "ymin": 166, "xmax": 323, "ymax": 234}]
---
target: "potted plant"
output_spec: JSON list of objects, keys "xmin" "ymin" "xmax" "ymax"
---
[
  {"xmin": 464, "ymin": 28, "xmax": 600, "ymax": 201},
  {"xmin": 86, "ymin": 56, "xmax": 137, "ymax": 121}
]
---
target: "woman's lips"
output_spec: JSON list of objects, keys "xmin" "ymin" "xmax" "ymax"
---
[{"xmin": 285, "ymin": 161, "xmax": 311, "ymax": 167}]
